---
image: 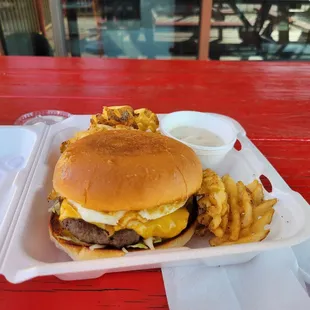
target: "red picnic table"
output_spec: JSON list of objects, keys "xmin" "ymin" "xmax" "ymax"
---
[{"xmin": 0, "ymin": 57, "xmax": 309, "ymax": 309}]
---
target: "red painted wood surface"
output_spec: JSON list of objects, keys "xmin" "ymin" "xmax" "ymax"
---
[
  {"xmin": 0, "ymin": 57, "xmax": 310, "ymax": 310},
  {"xmin": 1, "ymin": 57, "xmax": 310, "ymax": 139}
]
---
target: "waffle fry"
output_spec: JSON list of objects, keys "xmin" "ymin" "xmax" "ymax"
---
[
  {"xmin": 91, "ymin": 106, "xmax": 137, "ymax": 128},
  {"xmin": 134, "ymin": 108, "xmax": 159, "ymax": 133},
  {"xmin": 197, "ymin": 169, "xmax": 228, "ymax": 238},
  {"xmin": 196, "ymin": 169, "xmax": 277, "ymax": 247},
  {"xmin": 60, "ymin": 105, "xmax": 159, "ymax": 153}
]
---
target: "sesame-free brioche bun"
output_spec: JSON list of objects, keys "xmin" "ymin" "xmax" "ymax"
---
[
  {"xmin": 53, "ymin": 130, "xmax": 202, "ymax": 212},
  {"xmin": 49, "ymin": 213, "xmax": 197, "ymax": 260}
]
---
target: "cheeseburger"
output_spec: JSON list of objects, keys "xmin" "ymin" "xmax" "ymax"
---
[{"xmin": 49, "ymin": 129, "xmax": 202, "ymax": 260}]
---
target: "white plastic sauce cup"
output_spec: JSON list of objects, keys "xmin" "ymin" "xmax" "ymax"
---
[{"xmin": 160, "ymin": 111, "xmax": 237, "ymax": 169}]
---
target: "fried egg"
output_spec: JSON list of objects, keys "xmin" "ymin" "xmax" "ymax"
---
[
  {"xmin": 68, "ymin": 200, "xmax": 125, "ymax": 226},
  {"xmin": 138, "ymin": 200, "xmax": 187, "ymax": 220},
  {"xmin": 63, "ymin": 199, "xmax": 188, "ymax": 226}
]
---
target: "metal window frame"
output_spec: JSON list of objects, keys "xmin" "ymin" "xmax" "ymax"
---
[
  {"xmin": 198, "ymin": 0, "xmax": 213, "ymax": 60},
  {"xmin": 48, "ymin": 0, "xmax": 67, "ymax": 56},
  {"xmin": 0, "ymin": 20, "xmax": 7, "ymax": 55}
]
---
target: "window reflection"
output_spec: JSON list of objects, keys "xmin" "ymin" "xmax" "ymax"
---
[
  {"xmin": 0, "ymin": 1, "xmax": 310, "ymax": 61},
  {"xmin": 0, "ymin": 0, "xmax": 53, "ymax": 56},
  {"xmin": 82, "ymin": 0, "xmax": 199, "ymax": 59},
  {"xmin": 209, "ymin": 2, "xmax": 310, "ymax": 60},
  {"xmin": 93, "ymin": 0, "xmax": 156, "ymax": 58}
]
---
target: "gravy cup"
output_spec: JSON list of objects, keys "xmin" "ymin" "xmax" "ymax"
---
[{"xmin": 160, "ymin": 111, "xmax": 238, "ymax": 169}]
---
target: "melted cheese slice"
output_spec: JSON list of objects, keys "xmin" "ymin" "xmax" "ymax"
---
[
  {"xmin": 138, "ymin": 200, "xmax": 187, "ymax": 220},
  {"xmin": 59, "ymin": 200, "xmax": 189, "ymax": 239},
  {"xmin": 60, "ymin": 198, "xmax": 187, "ymax": 225},
  {"xmin": 115, "ymin": 207, "xmax": 189, "ymax": 239}
]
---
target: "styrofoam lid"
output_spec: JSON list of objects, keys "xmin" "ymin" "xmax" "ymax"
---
[{"xmin": 0, "ymin": 125, "xmax": 45, "ymax": 265}]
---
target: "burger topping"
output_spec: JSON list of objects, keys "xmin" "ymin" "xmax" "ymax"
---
[
  {"xmin": 89, "ymin": 244, "xmax": 106, "ymax": 251},
  {"xmin": 58, "ymin": 199, "xmax": 189, "ymax": 239},
  {"xmin": 68, "ymin": 200, "xmax": 126, "ymax": 226},
  {"xmin": 144, "ymin": 237, "xmax": 155, "ymax": 250},
  {"xmin": 121, "ymin": 207, "xmax": 189, "ymax": 239},
  {"xmin": 127, "ymin": 237, "xmax": 162, "ymax": 250},
  {"xmin": 59, "ymin": 215, "xmax": 172, "ymax": 249},
  {"xmin": 61, "ymin": 218, "xmax": 140, "ymax": 248},
  {"xmin": 127, "ymin": 243, "xmax": 148, "ymax": 250},
  {"xmin": 48, "ymin": 200, "xmax": 61, "ymax": 214},
  {"xmin": 138, "ymin": 200, "xmax": 188, "ymax": 220},
  {"xmin": 59, "ymin": 200, "xmax": 189, "ymax": 240},
  {"xmin": 59, "ymin": 198, "xmax": 188, "ymax": 225},
  {"xmin": 52, "ymin": 196, "xmax": 196, "ymax": 250}
]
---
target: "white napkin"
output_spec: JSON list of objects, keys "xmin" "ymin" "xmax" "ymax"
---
[
  {"xmin": 162, "ymin": 248, "xmax": 310, "ymax": 310},
  {"xmin": 293, "ymin": 239, "xmax": 310, "ymax": 284}
]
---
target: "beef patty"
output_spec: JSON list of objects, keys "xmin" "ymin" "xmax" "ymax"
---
[{"xmin": 61, "ymin": 218, "xmax": 140, "ymax": 248}]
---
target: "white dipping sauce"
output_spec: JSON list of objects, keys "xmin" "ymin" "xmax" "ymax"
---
[{"xmin": 170, "ymin": 126, "xmax": 225, "ymax": 147}]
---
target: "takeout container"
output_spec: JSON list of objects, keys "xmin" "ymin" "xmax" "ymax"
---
[
  {"xmin": 15, "ymin": 110, "xmax": 71, "ymax": 125},
  {"xmin": 0, "ymin": 114, "xmax": 310, "ymax": 284},
  {"xmin": 160, "ymin": 111, "xmax": 238, "ymax": 169}
]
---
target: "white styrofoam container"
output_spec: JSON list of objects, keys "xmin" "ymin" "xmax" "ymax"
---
[{"xmin": 0, "ymin": 113, "xmax": 310, "ymax": 284}]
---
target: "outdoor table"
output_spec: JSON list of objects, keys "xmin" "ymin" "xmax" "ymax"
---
[{"xmin": 0, "ymin": 57, "xmax": 309, "ymax": 309}]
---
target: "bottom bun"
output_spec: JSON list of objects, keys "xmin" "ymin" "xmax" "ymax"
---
[{"xmin": 49, "ymin": 213, "xmax": 197, "ymax": 261}]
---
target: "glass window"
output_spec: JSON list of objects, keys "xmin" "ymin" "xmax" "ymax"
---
[
  {"xmin": 61, "ymin": 0, "xmax": 201, "ymax": 59},
  {"xmin": 1, "ymin": 0, "xmax": 309, "ymax": 61},
  {"xmin": 0, "ymin": 0, "xmax": 53, "ymax": 56},
  {"xmin": 208, "ymin": 1, "xmax": 310, "ymax": 61}
]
